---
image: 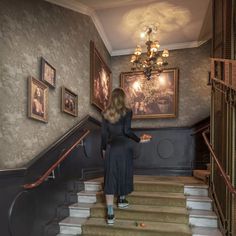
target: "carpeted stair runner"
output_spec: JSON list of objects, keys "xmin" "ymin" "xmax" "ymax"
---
[
  {"xmin": 82, "ymin": 218, "xmax": 191, "ymax": 236},
  {"xmin": 82, "ymin": 180, "xmax": 191, "ymax": 236},
  {"xmin": 58, "ymin": 176, "xmax": 223, "ymax": 236}
]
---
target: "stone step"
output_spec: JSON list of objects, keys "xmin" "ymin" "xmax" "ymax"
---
[
  {"xmin": 128, "ymin": 191, "xmax": 186, "ymax": 207},
  {"xmin": 189, "ymin": 209, "xmax": 218, "ymax": 228},
  {"xmin": 90, "ymin": 203, "xmax": 189, "ymax": 224},
  {"xmin": 184, "ymin": 185, "xmax": 208, "ymax": 196},
  {"xmin": 192, "ymin": 226, "xmax": 223, "ymax": 236},
  {"xmin": 187, "ymin": 196, "xmax": 212, "ymax": 210},
  {"xmin": 84, "ymin": 181, "xmax": 102, "ymax": 192},
  {"xmin": 57, "ymin": 234, "xmax": 76, "ymax": 236},
  {"xmin": 83, "ymin": 180, "xmax": 184, "ymax": 193},
  {"xmin": 69, "ymin": 203, "xmax": 94, "ymax": 218},
  {"xmin": 133, "ymin": 181, "xmax": 184, "ymax": 193},
  {"xmin": 77, "ymin": 191, "xmax": 103, "ymax": 204},
  {"xmin": 77, "ymin": 190, "xmax": 186, "ymax": 207},
  {"xmin": 82, "ymin": 217, "xmax": 191, "ymax": 236},
  {"xmin": 59, "ymin": 217, "xmax": 87, "ymax": 235}
]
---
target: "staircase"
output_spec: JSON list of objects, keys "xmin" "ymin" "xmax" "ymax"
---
[{"xmin": 57, "ymin": 176, "xmax": 222, "ymax": 236}]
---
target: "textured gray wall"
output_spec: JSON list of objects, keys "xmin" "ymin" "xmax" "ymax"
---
[
  {"xmin": 0, "ymin": 0, "xmax": 110, "ymax": 168},
  {"xmin": 112, "ymin": 42, "xmax": 211, "ymax": 128}
]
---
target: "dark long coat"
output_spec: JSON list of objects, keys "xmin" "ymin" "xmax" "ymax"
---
[{"xmin": 101, "ymin": 109, "xmax": 140, "ymax": 196}]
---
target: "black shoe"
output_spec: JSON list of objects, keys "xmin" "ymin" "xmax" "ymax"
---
[
  {"xmin": 107, "ymin": 214, "xmax": 115, "ymax": 225},
  {"xmin": 118, "ymin": 199, "xmax": 129, "ymax": 209}
]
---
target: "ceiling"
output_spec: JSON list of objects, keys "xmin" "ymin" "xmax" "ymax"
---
[{"xmin": 46, "ymin": 0, "xmax": 212, "ymax": 56}]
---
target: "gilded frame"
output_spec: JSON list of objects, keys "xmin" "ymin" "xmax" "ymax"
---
[
  {"xmin": 120, "ymin": 69, "xmax": 179, "ymax": 119},
  {"xmin": 61, "ymin": 86, "xmax": 78, "ymax": 117},
  {"xmin": 28, "ymin": 76, "xmax": 49, "ymax": 123},
  {"xmin": 90, "ymin": 41, "xmax": 112, "ymax": 111}
]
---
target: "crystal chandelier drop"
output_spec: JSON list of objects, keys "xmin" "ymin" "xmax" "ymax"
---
[{"xmin": 130, "ymin": 25, "xmax": 169, "ymax": 80}]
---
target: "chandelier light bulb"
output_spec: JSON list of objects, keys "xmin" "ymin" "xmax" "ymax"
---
[
  {"xmin": 155, "ymin": 40, "xmax": 160, "ymax": 49},
  {"xmin": 150, "ymin": 42, "xmax": 158, "ymax": 52},
  {"xmin": 130, "ymin": 55, "xmax": 137, "ymax": 63},
  {"xmin": 162, "ymin": 49, "xmax": 169, "ymax": 58},
  {"xmin": 134, "ymin": 45, "xmax": 142, "ymax": 55},
  {"xmin": 157, "ymin": 57, "xmax": 163, "ymax": 66}
]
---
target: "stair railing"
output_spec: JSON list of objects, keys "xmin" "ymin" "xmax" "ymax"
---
[
  {"xmin": 202, "ymin": 129, "xmax": 236, "ymax": 196},
  {"xmin": 191, "ymin": 123, "xmax": 210, "ymax": 136},
  {"xmin": 24, "ymin": 129, "xmax": 90, "ymax": 189}
]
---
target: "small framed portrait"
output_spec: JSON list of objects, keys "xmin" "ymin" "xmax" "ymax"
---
[
  {"xmin": 90, "ymin": 41, "xmax": 112, "ymax": 111},
  {"xmin": 28, "ymin": 76, "xmax": 49, "ymax": 123},
  {"xmin": 41, "ymin": 57, "xmax": 56, "ymax": 88},
  {"xmin": 61, "ymin": 86, "xmax": 78, "ymax": 117},
  {"xmin": 120, "ymin": 68, "xmax": 179, "ymax": 119}
]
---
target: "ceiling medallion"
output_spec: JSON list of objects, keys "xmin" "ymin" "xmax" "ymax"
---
[{"xmin": 130, "ymin": 25, "xmax": 169, "ymax": 80}]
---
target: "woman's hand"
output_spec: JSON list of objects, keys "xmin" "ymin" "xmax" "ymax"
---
[{"xmin": 140, "ymin": 134, "xmax": 152, "ymax": 143}]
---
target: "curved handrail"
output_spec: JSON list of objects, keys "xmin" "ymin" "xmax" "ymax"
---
[
  {"xmin": 191, "ymin": 123, "xmax": 210, "ymax": 136},
  {"xmin": 24, "ymin": 129, "xmax": 90, "ymax": 189},
  {"xmin": 202, "ymin": 129, "xmax": 236, "ymax": 196}
]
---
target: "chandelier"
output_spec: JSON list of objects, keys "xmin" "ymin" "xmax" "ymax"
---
[{"xmin": 130, "ymin": 25, "xmax": 169, "ymax": 80}]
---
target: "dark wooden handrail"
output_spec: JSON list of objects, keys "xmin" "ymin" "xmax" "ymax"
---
[
  {"xmin": 191, "ymin": 123, "xmax": 210, "ymax": 136},
  {"xmin": 202, "ymin": 129, "xmax": 236, "ymax": 196},
  {"xmin": 24, "ymin": 129, "xmax": 90, "ymax": 189}
]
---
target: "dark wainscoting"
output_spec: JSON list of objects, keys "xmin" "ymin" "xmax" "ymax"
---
[
  {"xmin": 0, "ymin": 115, "xmax": 209, "ymax": 236},
  {"xmin": 133, "ymin": 127, "xmax": 194, "ymax": 176}
]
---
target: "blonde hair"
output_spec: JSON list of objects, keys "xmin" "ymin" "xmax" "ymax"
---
[{"xmin": 103, "ymin": 88, "xmax": 129, "ymax": 123}]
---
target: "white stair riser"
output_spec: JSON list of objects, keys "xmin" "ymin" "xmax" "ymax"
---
[
  {"xmin": 77, "ymin": 195, "xmax": 97, "ymax": 203},
  {"xmin": 84, "ymin": 184, "xmax": 102, "ymax": 192},
  {"xmin": 60, "ymin": 225, "xmax": 81, "ymax": 235},
  {"xmin": 187, "ymin": 201, "xmax": 212, "ymax": 210},
  {"xmin": 192, "ymin": 227, "xmax": 223, "ymax": 236},
  {"xmin": 69, "ymin": 208, "xmax": 90, "ymax": 217},
  {"xmin": 184, "ymin": 187, "xmax": 208, "ymax": 196},
  {"xmin": 190, "ymin": 217, "xmax": 218, "ymax": 228}
]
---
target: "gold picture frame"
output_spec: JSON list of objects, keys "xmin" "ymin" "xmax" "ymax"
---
[
  {"xmin": 120, "ymin": 69, "xmax": 179, "ymax": 119},
  {"xmin": 28, "ymin": 76, "xmax": 49, "ymax": 123},
  {"xmin": 61, "ymin": 86, "xmax": 78, "ymax": 117},
  {"xmin": 41, "ymin": 57, "xmax": 56, "ymax": 88},
  {"xmin": 90, "ymin": 40, "xmax": 112, "ymax": 111}
]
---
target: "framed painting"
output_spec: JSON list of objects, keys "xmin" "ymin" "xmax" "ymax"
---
[
  {"xmin": 28, "ymin": 76, "xmax": 49, "ymax": 123},
  {"xmin": 90, "ymin": 41, "xmax": 112, "ymax": 111},
  {"xmin": 120, "ymin": 68, "xmax": 179, "ymax": 119},
  {"xmin": 41, "ymin": 57, "xmax": 56, "ymax": 88},
  {"xmin": 61, "ymin": 86, "xmax": 78, "ymax": 117}
]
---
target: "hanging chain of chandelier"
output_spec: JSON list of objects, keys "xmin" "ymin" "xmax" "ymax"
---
[{"xmin": 130, "ymin": 26, "xmax": 169, "ymax": 80}]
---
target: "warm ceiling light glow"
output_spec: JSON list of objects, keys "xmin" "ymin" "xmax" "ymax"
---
[{"xmin": 140, "ymin": 32, "xmax": 146, "ymax": 38}]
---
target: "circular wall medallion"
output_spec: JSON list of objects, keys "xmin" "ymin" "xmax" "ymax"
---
[{"xmin": 157, "ymin": 139, "xmax": 174, "ymax": 159}]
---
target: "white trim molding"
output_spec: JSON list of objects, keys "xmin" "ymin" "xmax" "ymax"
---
[
  {"xmin": 111, "ymin": 40, "xmax": 210, "ymax": 56},
  {"xmin": 45, "ymin": 0, "xmax": 112, "ymax": 54}
]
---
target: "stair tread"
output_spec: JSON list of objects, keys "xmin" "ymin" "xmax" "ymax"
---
[
  {"xmin": 130, "ymin": 191, "xmax": 186, "ymax": 199},
  {"xmin": 187, "ymin": 196, "xmax": 212, "ymax": 202},
  {"xmin": 185, "ymin": 185, "xmax": 208, "ymax": 189},
  {"xmin": 69, "ymin": 202, "xmax": 95, "ymax": 209},
  {"xmin": 134, "ymin": 180, "xmax": 184, "ymax": 186},
  {"xmin": 84, "ymin": 217, "xmax": 191, "ymax": 234},
  {"xmin": 59, "ymin": 216, "xmax": 88, "ymax": 226},
  {"xmin": 57, "ymin": 234, "xmax": 75, "ymax": 236},
  {"xmin": 84, "ymin": 181, "xmax": 102, "ymax": 185},
  {"xmin": 77, "ymin": 190, "xmax": 103, "ymax": 196},
  {"xmin": 189, "ymin": 209, "xmax": 217, "ymax": 218},
  {"xmin": 192, "ymin": 226, "xmax": 222, "ymax": 236},
  {"xmin": 92, "ymin": 202, "xmax": 188, "ymax": 214}
]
